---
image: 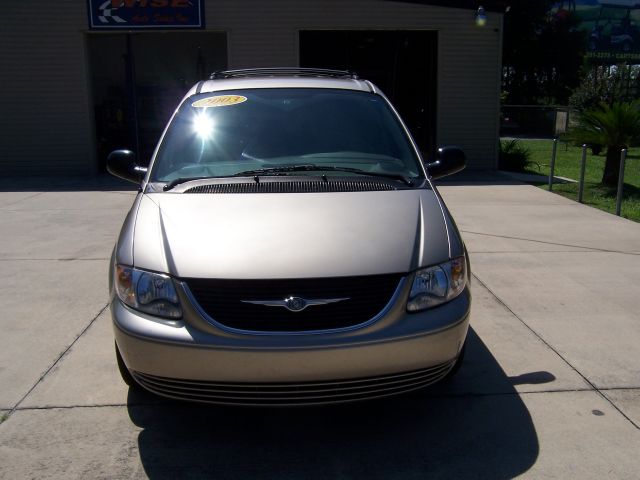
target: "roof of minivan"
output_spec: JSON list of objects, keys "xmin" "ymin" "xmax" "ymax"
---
[{"xmin": 185, "ymin": 77, "xmax": 376, "ymax": 97}]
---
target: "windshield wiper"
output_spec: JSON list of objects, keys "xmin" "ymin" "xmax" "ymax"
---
[
  {"xmin": 163, "ymin": 175, "xmax": 231, "ymax": 191},
  {"xmin": 162, "ymin": 165, "xmax": 415, "ymax": 191},
  {"xmin": 232, "ymin": 165, "xmax": 415, "ymax": 186}
]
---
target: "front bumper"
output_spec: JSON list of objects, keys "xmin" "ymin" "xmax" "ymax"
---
[{"xmin": 112, "ymin": 282, "xmax": 470, "ymax": 405}]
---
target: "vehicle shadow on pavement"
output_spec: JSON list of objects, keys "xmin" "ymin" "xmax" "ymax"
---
[{"xmin": 127, "ymin": 328, "xmax": 541, "ymax": 479}]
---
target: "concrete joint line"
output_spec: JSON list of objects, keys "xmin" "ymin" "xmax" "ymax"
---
[
  {"xmin": 1, "ymin": 303, "xmax": 110, "ymax": 426},
  {"xmin": 426, "ymin": 387, "xmax": 640, "ymax": 401},
  {"xmin": 11, "ymin": 403, "xmax": 159, "ymax": 412},
  {"xmin": 472, "ymin": 273, "xmax": 640, "ymax": 430},
  {"xmin": 0, "ymin": 192, "xmax": 44, "ymax": 209},
  {"xmin": 462, "ymin": 230, "xmax": 640, "ymax": 256},
  {"xmin": 2, "ymin": 208, "xmax": 129, "ymax": 213},
  {"xmin": 8, "ymin": 387, "xmax": 640, "ymax": 414},
  {"xmin": 470, "ymin": 250, "xmax": 603, "ymax": 255},
  {"xmin": 0, "ymin": 258, "xmax": 110, "ymax": 262}
]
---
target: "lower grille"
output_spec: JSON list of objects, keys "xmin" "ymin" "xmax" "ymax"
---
[
  {"xmin": 132, "ymin": 362, "xmax": 454, "ymax": 405},
  {"xmin": 184, "ymin": 274, "xmax": 403, "ymax": 332}
]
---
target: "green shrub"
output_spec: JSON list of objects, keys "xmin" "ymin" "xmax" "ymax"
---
[{"xmin": 499, "ymin": 139, "xmax": 531, "ymax": 172}]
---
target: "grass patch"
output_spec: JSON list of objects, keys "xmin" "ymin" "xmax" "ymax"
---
[
  {"xmin": 0, "ymin": 413, "xmax": 7, "ymax": 424},
  {"xmin": 505, "ymin": 139, "xmax": 640, "ymax": 222}
]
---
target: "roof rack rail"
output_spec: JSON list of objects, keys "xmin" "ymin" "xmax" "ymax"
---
[{"xmin": 210, "ymin": 68, "xmax": 359, "ymax": 80}]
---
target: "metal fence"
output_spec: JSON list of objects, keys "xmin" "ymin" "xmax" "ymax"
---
[
  {"xmin": 501, "ymin": 105, "xmax": 571, "ymax": 138},
  {"xmin": 509, "ymin": 138, "xmax": 633, "ymax": 217}
]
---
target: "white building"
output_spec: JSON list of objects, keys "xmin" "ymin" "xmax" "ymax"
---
[{"xmin": 0, "ymin": 0, "xmax": 506, "ymax": 174}]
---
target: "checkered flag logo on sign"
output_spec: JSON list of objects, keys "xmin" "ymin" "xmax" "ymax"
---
[{"xmin": 98, "ymin": 0, "xmax": 126, "ymax": 24}]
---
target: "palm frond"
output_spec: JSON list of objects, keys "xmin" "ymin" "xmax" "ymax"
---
[{"xmin": 567, "ymin": 101, "xmax": 640, "ymax": 148}]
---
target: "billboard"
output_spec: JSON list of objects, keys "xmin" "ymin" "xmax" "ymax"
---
[
  {"xmin": 555, "ymin": 1, "xmax": 640, "ymax": 62},
  {"xmin": 88, "ymin": 0, "xmax": 204, "ymax": 30}
]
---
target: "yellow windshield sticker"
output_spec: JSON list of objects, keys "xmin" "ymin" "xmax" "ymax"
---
[{"xmin": 192, "ymin": 95, "xmax": 247, "ymax": 108}]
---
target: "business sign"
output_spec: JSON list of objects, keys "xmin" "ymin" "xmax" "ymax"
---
[
  {"xmin": 88, "ymin": 0, "xmax": 204, "ymax": 29},
  {"xmin": 553, "ymin": 1, "xmax": 640, "ymax": 62}
]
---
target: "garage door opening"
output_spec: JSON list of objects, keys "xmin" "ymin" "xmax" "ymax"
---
[
  {"xmin": 300, "ymin": 30, "xmax": 437, "ymax": 158},
  {"xmin": 86, "ymin": 32, "xmax": 227, "ymax": 171}
]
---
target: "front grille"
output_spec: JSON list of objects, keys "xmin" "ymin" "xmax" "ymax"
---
[
  {"xmin": 184, "ymin": 179, "xmax": 397, "ymax": 194},
  {"xmin": 184, "ymin": 274, "xmax": 403, "ymax": 332},
  {"xmin": 132, "ymin": 362, "xmax": 454, "ymax": 405}
]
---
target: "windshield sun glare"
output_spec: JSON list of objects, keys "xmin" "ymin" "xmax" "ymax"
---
[{"xmin": 192, "ymin": 112, "xmax": 215, "ymax": 140}]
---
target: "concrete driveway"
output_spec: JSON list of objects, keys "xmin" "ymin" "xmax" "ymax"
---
[{"xmin": 0, "ymin": 172, "xmax": 639, "ymax": 479}]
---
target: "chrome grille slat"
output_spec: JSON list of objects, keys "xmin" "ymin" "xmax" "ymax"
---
[
  {"xmin": 138, "ymin": 378, "xmax": 437, "ymax": 402},
  {"xmin": 134, "ymin": 376, "xmax": 446, "ymax": 404},
  {"xmin": 131, "ymin": 362, "xmax": 453, "ymax": 405},
  {"xmin": 134, "ymin": 365, "xmax": 450, "ymax": 395},
  {"xmin": 134, "ymin": 363, "xmax": 450, "ymax": 389}
]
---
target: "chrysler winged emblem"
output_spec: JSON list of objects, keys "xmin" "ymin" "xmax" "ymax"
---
[{"xmin": 242, "ymin": 296, "xmax": 349, "ymax": 312}]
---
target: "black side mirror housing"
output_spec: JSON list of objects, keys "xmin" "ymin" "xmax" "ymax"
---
[
  {"xmin": 427, "ymin": 146, "xmax": 466, "ymax": 179},
  {"xmin": 107, "ymin": 150, "xmax": 147, "ymax": 184}
]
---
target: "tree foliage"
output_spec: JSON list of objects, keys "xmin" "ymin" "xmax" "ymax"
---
[
  {"xmin": 503, "ymin": 0, "xmax": 585, "ymax": 105},
  {"xmin": 569, "ymin": 65, "xmax": 640, "ymax": 113},
  {"xmin": 568, "ymin": 101, "xmax": 640, "ymax": 185}
]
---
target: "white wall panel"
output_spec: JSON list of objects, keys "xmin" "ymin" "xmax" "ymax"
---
[{"xmin": 0, "ymin": 0, "xmax": 501, "ymax": 173}]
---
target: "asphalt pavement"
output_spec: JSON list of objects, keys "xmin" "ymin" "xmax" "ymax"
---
[{"xmin": 0, "ymin": 172, "xmax": 639, "ymax": 479}]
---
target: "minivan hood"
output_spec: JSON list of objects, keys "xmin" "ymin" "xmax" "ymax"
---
[{"xmin": 132, "ymin": 190, "xmax": 450, "ymax": 279}]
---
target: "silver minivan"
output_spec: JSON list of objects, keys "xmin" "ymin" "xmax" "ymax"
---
[{"xmin": 107, "ymin": 68, "xmax": 470, "ymax": 405}]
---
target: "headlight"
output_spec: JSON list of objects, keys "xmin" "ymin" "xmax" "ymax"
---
[
  {"xmin": 115, "ymin": 265, "xmax": 182, "ymax": 319},
  {"xmin": 407, "ymin": 256, "xmax": 467, "ymax": 312}
]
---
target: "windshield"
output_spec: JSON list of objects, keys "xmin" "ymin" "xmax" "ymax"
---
[{"xmin": 150, "ymin": 88, "xmax": 423, "ymax": 183}]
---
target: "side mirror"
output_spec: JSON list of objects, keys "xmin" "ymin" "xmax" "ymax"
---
[
  {"xmin": 106, "ymin": 150, "xmax": 147, "ymax": 184},
  {"xmin": 426, "ymin": 146, "xmax": 466, "ymax": 179}
]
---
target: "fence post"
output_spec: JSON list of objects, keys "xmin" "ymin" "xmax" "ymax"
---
[
  {"xmin": 616, "ymin": 148, "xmax": 627, "ymax": 216},
  {"xmin": 549, "ymin": 138, "xmax": 558, "ymax": 191},
  {"xmin": 578, "ymin": 144, "xmax": 588, "ymax": 203}
]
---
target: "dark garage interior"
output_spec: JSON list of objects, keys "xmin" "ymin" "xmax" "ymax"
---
[
  {"xmin": 86, "ymin": 32, "xmax": 227, "ymax": 170},
  {"xmin": 300, "ymin": 30, "xmax": 438, "ymax": 158}
]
